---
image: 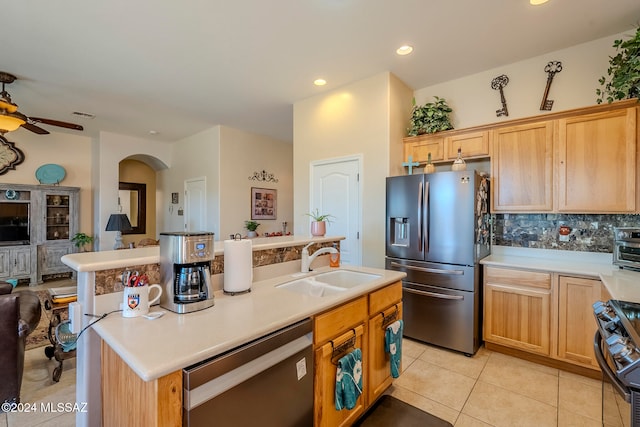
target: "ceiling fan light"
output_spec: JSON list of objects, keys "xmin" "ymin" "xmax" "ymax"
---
[
  {"xmin": 0, "ymin": 99, "xmax": 18, "ymax": 113},
  {"xmin": 0, "ymin": 111, "xmax": 26, "ymax": 132}
]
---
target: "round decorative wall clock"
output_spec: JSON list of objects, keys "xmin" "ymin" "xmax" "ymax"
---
[{"xmin": 0, "ymin": 135, "xmax": 25, "ymax": 175}]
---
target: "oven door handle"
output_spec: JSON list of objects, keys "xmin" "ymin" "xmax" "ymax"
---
[
  {"xmin": 593, "ymin": 330, "xmax": 631, "ymax": 403},
  {"xmin": 403, "ymin": 286, "xmax": 464, "ymax": 300}
]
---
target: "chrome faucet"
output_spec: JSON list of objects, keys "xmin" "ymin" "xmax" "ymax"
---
[{"xmin": 301, "ymin": 242, "xmax": 338, "ymax": 273}]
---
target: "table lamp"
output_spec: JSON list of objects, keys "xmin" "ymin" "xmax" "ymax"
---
[{"xmin": 105, "ymin": 214, "xmax": 132, "ymax": 250}]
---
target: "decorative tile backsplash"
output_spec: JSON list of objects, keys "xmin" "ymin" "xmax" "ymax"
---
[
  {"xmin": 95, "ymin": 240, "xmax": 339, "ymax": 295},
  {"xmin": 492, "ymin": 214, "xmax": 640, "ymax": 253}
]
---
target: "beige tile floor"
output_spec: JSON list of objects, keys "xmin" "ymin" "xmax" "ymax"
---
[
  {"xmin": 388, "ymin": 338, "xmax": 626, "ymax": 427},
  {"xmin": 0, "ymin": 337, "xmax": 623, "ymax": 426}
]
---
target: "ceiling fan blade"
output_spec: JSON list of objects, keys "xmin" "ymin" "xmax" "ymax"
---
[
  {"xmin": 21, "ymin": 122, "xmax": 50, "ymax": 135},
  {"xmin": 28, "ymin": 117, "xmax": 84, "ymax": 131}
]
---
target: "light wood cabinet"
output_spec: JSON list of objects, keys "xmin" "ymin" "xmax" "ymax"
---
[
  {"xmin": 403, "ymin": 129, "xmax": 490, "ymax": 165},
  {"xmin": 102, "ymin": 342, "xmax": 182, "ymax": 427},
  {"xmin": 367, "ymin": 282, "xmax": 402, "ymax": 405},
  {"xmin": 445, "ymin": 130, "xmax": 490, "ymax": 160},
  {"xmin": 484, "ymin": 265, "xmax": 604, "ymax": 373},
  {"xmin": 403, "ymin": 133, "xmax": 445, "ymax": 164},
  {"xmin": 557, "ymin": 108, "xmax": 636, "ymax": 212},
  {"xmin": 490, "ymin": 121, "xmax": 554, "ymax": 212},
  {"xmin": 490, "ymin": 101, "xmax": 638, "ymax": 213},
  {"xmin": 556, "ymin": 275, "xmax": 602, "ymax": 368},
  {"xmin": 313, "ymin": 296, "xmax": 368, "ymax": 427},
  {"xmin": 483, "ymin": 266, "xmax": 552, "ymax": 355}
]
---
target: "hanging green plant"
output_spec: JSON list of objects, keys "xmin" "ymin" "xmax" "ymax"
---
[
  {"xmin": 596, "ymin": 26, "xmax": 640, "ymax": 104},
  {"xmin": 407, "ymin": 96, "xmax": 454, "ymax": 136}
]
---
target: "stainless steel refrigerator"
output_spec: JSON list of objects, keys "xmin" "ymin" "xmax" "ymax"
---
[{"xmin": 385, "ymin": 170, "xmax": 490, "ymax": 355}]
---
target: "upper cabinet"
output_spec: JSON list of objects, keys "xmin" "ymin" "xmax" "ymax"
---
[
  {"xmin": 491, "ymin": 121, "xmax": 554, "ymax": 212},
  {"xmin": 403, "ymin": 129, "xmax": 490, "ymax": 165},
  {"xmin": 490, "ymin": 100, "xmax": 638, "ymax": 213},
  {"xmin": 557, "ymin": 108, "xmax": 636, "ymax": 212}
]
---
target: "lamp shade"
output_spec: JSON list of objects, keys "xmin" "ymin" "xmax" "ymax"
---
[
  {"xmin": 105, "ymin": 214, "xmax": 133, "ymax": 232},
  {"xmin": 0, "ymin": 110, "xmax": 25, "ymax": 132}
]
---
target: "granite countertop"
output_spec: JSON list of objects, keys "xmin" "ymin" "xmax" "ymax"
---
[
  {"xmin": 91, "ymin": 265, "xmax": 405, "ymax": 382},
  {"xmin": 482, "ymin": 246, "xmax": 640, "ymax": 303}
]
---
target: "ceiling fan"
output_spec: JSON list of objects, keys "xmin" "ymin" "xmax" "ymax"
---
[{"xmin": 0, "ymin": 71, "xmax": 84, "ymax": 135}]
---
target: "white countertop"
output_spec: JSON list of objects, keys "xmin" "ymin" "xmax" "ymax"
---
[
  {"xmin": 91, "ymin": 265, "xmax": 405, "ymax": 381},
  {"xmin": 62, "ymin": 235, "xmax": 344, "ymax": 272},
  {"xmin": 482, "ymin": 246, "xmax": 640, "ymax": 303}
]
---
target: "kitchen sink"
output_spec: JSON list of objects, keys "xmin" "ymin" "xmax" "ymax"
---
[
  {"xmin": 312, "ymin": 270, "xmax": 381, "ymax": 288},
  {"xmin": 276, "ymin": 270, "xmax": 382, "ymax": 297},
  {"xmin": 276, "ymin": 277, "xmax": 347, "ymax": 297}
]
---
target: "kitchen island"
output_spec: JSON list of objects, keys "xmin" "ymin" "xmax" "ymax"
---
[{"xmin": 61, "ymin": 235, "xmax": 405, "ymax": 426}]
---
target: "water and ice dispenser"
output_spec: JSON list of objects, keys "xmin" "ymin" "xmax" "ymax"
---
[{"xmin": 390, "ymin": 218, "xmax": 410, "ymax": 247}]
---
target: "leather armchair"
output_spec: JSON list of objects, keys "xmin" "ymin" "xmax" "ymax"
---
[{"xmin": 0, "ymin": 281, "xmax": 42, "ymax": 407}]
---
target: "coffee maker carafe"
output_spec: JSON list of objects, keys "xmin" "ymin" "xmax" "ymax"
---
[{"xmin": 160, "ymin": 232, "xmax": 215, "ymax": 313}]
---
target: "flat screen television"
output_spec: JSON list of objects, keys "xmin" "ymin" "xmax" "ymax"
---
[{"xmin": 0, "ymin": 202, "xmax": 30, "ymax": 245}]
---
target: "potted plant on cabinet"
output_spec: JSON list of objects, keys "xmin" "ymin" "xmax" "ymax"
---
[
  {"xmin": 305, "ymin": 209, "xmax": 335, "ymax": 237},
  {"xmin": 245, "ymin": 220, "xmax": 260, "ymax": 238},
  {"xmin": 407, "ymin": 96, "xmax": 454, "ymax": 136},
  {"xmin": 71, "ymin": 232, "xmax": 94, "ymax": 252},
  {"xmin": 597, "ymin": 26, "xmax": 640, "ymax": 104}
]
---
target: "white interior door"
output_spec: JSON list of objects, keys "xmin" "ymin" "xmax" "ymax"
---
[
  {"xmin": 185, "ymin": 177, "xmax": 206, "ymax": 231},
  {"xmin": 311, "ymin": 156, "xmax": 361, "ymax": 266}
]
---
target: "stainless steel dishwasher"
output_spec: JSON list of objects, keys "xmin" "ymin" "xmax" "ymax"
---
[{"xmin": 183, "ymin": 318, "xmax": 313, "ymax": 426}]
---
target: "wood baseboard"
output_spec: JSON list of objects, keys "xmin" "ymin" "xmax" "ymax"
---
[{"xmin": 485, "ymin": 342, "xmax": 602, "ymax": 380}]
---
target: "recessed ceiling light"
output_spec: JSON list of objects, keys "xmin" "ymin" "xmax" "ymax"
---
[
  {"xmin": 149, "ymin": 130, "xmax": 159, "ymax": 135},
  {"xmin": 314, "ymin": 79, "xmax": 327, "ymax": 86},
  {"xmin": 530, "ymin": 0, "xmax": 549, "ymax": 5},
  {"xmin": 396, "ymin": 45, "xmax": 413, "ymax": 56}
]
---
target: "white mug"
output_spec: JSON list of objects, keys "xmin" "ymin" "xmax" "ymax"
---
[{"xmin": 122, "ymin": 284, "xmax": 163, "ymax": 318}]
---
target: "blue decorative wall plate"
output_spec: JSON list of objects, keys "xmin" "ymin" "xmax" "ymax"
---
[{"xmin": 36, "ymin": 164, "xmax": 66, "ymax": 184}]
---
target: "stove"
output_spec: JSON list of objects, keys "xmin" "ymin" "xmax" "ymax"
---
[{"xmin": 593, "ymin": 299, "xmax": 640, "ymax": 426}]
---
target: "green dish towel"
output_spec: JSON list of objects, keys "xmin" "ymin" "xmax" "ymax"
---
[
  {"xmin": 335, "ymin": 348, "xmax": 363, "ymax": 411},
  {"xmin": 385, "ymin": 320, "xmax": 403, "ymax": 378}
]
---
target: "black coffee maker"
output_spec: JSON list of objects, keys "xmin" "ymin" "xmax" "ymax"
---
[{"xmin": 159, "ymin": 232, "xmax": 215, "ymax": 313}]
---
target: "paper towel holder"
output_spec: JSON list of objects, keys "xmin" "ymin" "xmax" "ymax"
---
[{"xmin": 223, "ymin": 233, "xmax": 253, "ymax": 296}]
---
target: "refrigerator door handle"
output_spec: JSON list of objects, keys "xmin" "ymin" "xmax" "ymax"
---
[
  {"xmin": 424, "ymin": 181, "xmax": 429, "ymax": 253},
  {"xmin": 418, "ymin": 180, "xmax": 423, "ymax": 252},
  {"xmin": 404, "ymin": 286, "xmax": 464, "ymax": 300},
  {"xmin": 390, "ymin": 261, "xmax": 464, "ymax": 275}
]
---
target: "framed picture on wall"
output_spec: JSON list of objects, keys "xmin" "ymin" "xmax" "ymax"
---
[{"xmin": 251, "ymin": 187, "xmax": 277, "ymax": 220}]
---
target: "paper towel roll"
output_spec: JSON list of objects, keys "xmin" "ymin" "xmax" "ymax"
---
[{"xmin": 223, "ymin": 238, "xmax": 253, "ymax": 294}]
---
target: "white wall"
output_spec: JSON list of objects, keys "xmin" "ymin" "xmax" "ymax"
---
[
  {"xmin": 156, "ymin": 126, "xmax": 221, "ymax": 237},
  {"xmin": 97, "ymin": 131, "xmax": 172, "ymax": 250},
  {"xmin": 413, "ymin": 32, "xmax": 624, "ymax": 130},
  {"xmin": 219, "ymin": 126, "xmax": 293, "ymax": 239},
  {"xmin": 0, "ymin": 130, "xmax": 93, "ymax": 235},
  {"xmin": 293, "ymin": 72, "xmax": 413, "ymax": 268}
]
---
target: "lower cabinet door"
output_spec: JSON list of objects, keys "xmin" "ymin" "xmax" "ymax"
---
[
  {"xmin": 484, "ymin": 283, "xmax": 551, "ymax": 355},
  {"xmin": 557, "ymin": 276, "xmax": 602, "ymax": 368},
  {"xmin": 314, "ymin": 324, "xmax": 366, "ymax": 427},
  {"xmin": 368, "ymin": 302, "xmax": 402, "ymax": 404}
]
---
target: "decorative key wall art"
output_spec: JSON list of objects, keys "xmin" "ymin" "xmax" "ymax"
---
[
  {"xmin": 540, "ymin": 61, "xmax": 563, "ymax": 111},
  {"xmin": 491, "ymin": 74, "xmax": 510, "ymax": 117}
]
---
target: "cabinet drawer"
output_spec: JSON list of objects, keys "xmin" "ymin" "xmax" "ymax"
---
[
  {"xmin": 314, "ymin": 297, "xmax": 367, "ymax": 346},
  {"xmin": 485, "ymin": 266, "xmax": 551, "ymax": 289},
  {"xmin": 369, "ymin": 282, "xmax": 402, "ymax": 315}
]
